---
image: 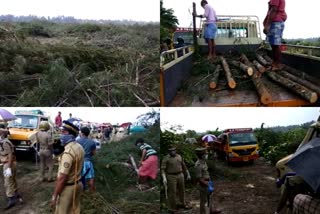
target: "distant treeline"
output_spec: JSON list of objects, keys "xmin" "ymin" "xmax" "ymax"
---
[
  {"xmin": 286, "ymin": 37, "xmax": 320, "ymax": 47},
  {"xmin": 0, "ymin": 14, "xmax": 159, "ymax": 25}
]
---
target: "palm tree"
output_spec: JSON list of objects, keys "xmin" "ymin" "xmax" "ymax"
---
[{"xmin": 160, "ymin": 0, "xmax": 179, "ymax": 41}]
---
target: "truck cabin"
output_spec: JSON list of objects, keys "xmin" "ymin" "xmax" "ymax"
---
[
  {"xmin": 7, "ymin": 110, "xmax": 51, "ymax": 150},
  {"xmin": 198, "ymin": 15, "xmax": 262, "ymax": 53},
  {"xmin": 223, "ymin": 128, "xmax": 257, "ymax": 147}
]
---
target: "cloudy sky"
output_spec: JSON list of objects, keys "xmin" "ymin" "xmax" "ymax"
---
[
  {"xmin": 163, "ymin": 0, "xmax": 319, "ymax": 39},
  {"xmin": 4, "ymin": 107, "xmax": 157, "ymax": 124},
  {"xmin": 161, "ymin": 107, "xmax": 320, "ymax": 133},
  {"xmin": 0, "ymin": 0, "xmax": 160, "ymax": 22}
]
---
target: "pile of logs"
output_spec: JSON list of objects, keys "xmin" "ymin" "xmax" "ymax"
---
[{"xmin": 208, "ymin": 52, "xmax": 320, "ymax": 104}]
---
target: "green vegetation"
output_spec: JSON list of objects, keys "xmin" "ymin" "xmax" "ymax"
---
[
  {"xmin": 92, "ymin": 123, "xmax": 160, "ymax": 213},
  {"xmin": 160, "ymin": 0, "xmax": 179, "ymax": 42},
  {"xmin": 0, "ymin": 21, "xmax": 159, "ymax": 106}
]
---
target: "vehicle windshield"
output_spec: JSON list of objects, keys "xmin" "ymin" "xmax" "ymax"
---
[
  {"xmin": 229, "ymin": 132, "xmax": 257, "ymax": 145},
  {"xmin": 8, "ymin": 115, "xmax": 38, "ymax": 129}
]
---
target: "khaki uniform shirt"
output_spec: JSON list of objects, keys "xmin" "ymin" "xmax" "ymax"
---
[
  {"xmin": 0, "ymin": 138, "xmax": 15, "ymax": 163},
  {"xmin": 57, "ymin": 141, "xmax": 84, "ymax": 183},
  {"xmin": 195, "ymin": 159, "xmax": 210, "ymax": 191},
  {"xmin": 30, "ymin": 131, "xmax": 54, "ymax": 151},
  {"xmin": 161, "ymin": 154, "xmax": 186, "ymax": 174}
]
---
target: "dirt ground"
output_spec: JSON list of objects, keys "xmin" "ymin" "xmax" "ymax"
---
[
  {"xmin": 0, "ymin": 159, "xmax": 57, "ymax": 214},
  {"xmin": 161, "ymin": 158, "xmax": 281, "ymax": 214}
]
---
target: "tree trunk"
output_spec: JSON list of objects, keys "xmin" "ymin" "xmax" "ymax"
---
[
  {"xmin": 210, "ymin": 64, "xmax": 221, "ymax": 89},
  {"xmin": 277, "ymin": 70, "xmax": 320, "ymax": 95},
  {"xmin": 253, "ymin": 60, "xmax": 266, "ymax": 73},
  {"xmin": 256, "ymin": 54, "xmax": 269, "ymax": 66},
  {"xmin": 266, "ymin": 71, "xmax": 318, "ymax": 103},
  {"xmin": 251, "ymin": 71, "xmax": 272, "ymax": 105},
  {"xmin": 263, "ymin": 55, "xmax": 273, "ymax": 63},
  {"xmin": 282, "ymin": 65, "xmax": 320, "ymax": 86},
  {"xmin": 230, "ymin": 60, "xmax": 253, "ymax": 76},
  {"xmin": 220, "ymin": 56, "xmax": 236, "ymax": 89}
]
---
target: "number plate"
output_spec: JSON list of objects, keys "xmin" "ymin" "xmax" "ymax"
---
[{"xmin": 243, "ymin": 157, "xmax": 248, "ymax": 161}]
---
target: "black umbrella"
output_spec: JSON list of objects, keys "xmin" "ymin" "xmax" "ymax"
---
[{"xmin": 287, "ymin": 137, "xmax": 320, "ymax": 193}]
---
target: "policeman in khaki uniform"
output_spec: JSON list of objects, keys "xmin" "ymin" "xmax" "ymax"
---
[
  {"xmin": 51, "ymin": 121, "xmax": 84, "ymax": 214},
  {"xmin": 161, "ymin": 147, "xmax": 191, "ymax": 213},
  {"xmin": 30, "ymin": 121, "xmax": 54, "ymax": 182},
  {"xmin": 0, "ymin": 127, "xmax": 23, "ymax": 210},
  {"xmin": 194, "ymin": 148, "xmax": 221, "ymax": 214}
]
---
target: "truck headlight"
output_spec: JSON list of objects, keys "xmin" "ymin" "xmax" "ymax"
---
[{"xmin": 228, "ymin": 153, "xmax": 234, "ymax": 157}]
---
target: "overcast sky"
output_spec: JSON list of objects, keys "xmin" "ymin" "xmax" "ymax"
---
[
  {"xmin": 161, "ymin": 107, "xmax": 320, "ymax": 133},
  {"xmin": 163, "ymin": 0, "xmax": 319, "ymax": 39},
  {"xmin": 3, "ymin": 107, "xmax": 157, "ymax": 124},
  {"xmin": 0, "ymin": 0, "xmax": 160, "ymax": 22}
]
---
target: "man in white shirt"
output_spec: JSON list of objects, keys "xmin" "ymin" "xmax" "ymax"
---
[{"xmin": 196, "ymin": 0, "xmax": 218, "ymax": 60}]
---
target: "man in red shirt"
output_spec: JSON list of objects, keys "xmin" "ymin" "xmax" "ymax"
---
[
  {"xmin": 55, "ymin": 112, "xmax": 62, "ymax": 128},
  {"xmin": 263, "ymin": 0, "xmax": 287, "ymax": 71}
]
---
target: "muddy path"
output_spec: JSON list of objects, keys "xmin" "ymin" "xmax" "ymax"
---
[{"xmin": 161, "ymin": 158, "xmax": 281, "ymax": 214}]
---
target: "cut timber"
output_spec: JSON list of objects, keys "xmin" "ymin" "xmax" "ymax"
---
[
  {"xmin": 210, "ymin": 64, "xmax": 221, "ymax": 89},
  {"xmin": 256, "ymin": 54, "xmax": 269, "ymax": 66},
  {"xmin": 240, "ymin": 53, "xmax": 251, "ymax": 65},
  {"xmin": 230, "ymin": 60, "xmax": 253, "ymax": 76},
  {"xmin": 277, "ymin": 70, "xmax": 320, "ymax": 95},
  {"xmin": 282, "ymin": 65, "xmax": 320, "ymax": 86},
  {"xmin": 239, "ymin": 53, "xmax": 271, "ymax": 104},
  {"xmin": 220, "ymin": 56, "xmax": 236, "ymax": 89},
  {"xmin": 263, "ymin": 55, "xmax": 273, "ymax": 63},
  {"xmin": 266, "ymin": 71, "xmax": 318, "ymax": 103},
  {"xmin": 253, "ymin": 60, "xmax": 266, "ymax": 73},
  {"xmin": 251, "ymin": 71, "xmax": 272, "ymax": 105}
]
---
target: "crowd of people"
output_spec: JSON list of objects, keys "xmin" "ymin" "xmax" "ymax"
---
[{"xmin": 0, "ymin": 111, "xmax": 159, "ymax": 213}]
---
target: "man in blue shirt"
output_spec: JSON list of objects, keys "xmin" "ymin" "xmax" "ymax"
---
[{"xmin": 77, "ymin": 127, "xmax": 96, "ymax": 192}]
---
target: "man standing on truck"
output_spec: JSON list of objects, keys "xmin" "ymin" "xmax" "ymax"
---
[
  {"xmin": 263, "ymin": 0, "xmax": 287, "ymax": 71},
  {"xmin": 51, "ymin": 121, "xmax": 84, "ymax": 214},
  {"xmin": 195, "ymin": 0, "xmax": 218, "ymax": 61},
  {"xmin": 195, "ymin": 148, "xmax": 221, "ymax": 214},
  {"xmin": 77, "ymin": 127, "xmax": 96, "ymax": 192},
  {"xmin": 0, "ymin": 127, "xmax": 23, "ymax": 210},
  {"xmin": 30, "ymin": 121, "xmax": 54, "ymax": 182},
  {"xmin": 161, "ymin": 147, "xmax": 192, "ymax": 213}
]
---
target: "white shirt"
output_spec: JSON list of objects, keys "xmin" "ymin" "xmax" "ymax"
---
[{"xmin": 203, "ymin": 4, "xmax": 217, "ymax": 23}]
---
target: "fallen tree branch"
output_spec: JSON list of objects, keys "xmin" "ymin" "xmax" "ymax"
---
[{"xmin": 132, "ymin": 92, "xmax": 149, "ymax": 107}]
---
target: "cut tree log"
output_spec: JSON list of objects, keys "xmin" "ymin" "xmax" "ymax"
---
[
  {"xmin": 209, "ymin": 64, "xmax": 221, "ymax": 89},
  {"xmin": 266, "ymin": 71, "xmax": 318, "ymax": 103},
  {"xmin": 263, "ymin": 55, "xmax": 273, "ymax": 63},
  {"xmin": 230, "ymin": 60, "xmax": 253, "ymax": 76},
  {"xmin": 239, "ymin": 53, "xmax": 271, "ymax": 104},
  {"xmin": 256, "ymin": 54, "xmax": 269, "ymax": 66},
  {"xmin": 240, "ymin": 53, "xmax": 251, "ymax": 65},
  {"xmin": 277, "ymin": 70, "xmax": 320, "ymax": 95},
  {"xmin": 253, "ymin": 60, "xmax": 266, "ymax": 73},
  {"xmin": 220, "ymin": 56, "xmax": 236, "ymax": 89},
  {"xmin": 251, "ymin": 71, "xmax": 272, "ymax": 105},
  {"xmin": 282, "ymin": 65, "xmax": 320, "ymax": 86}
]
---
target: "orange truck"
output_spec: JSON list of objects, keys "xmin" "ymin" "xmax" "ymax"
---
[{"xmin": 213, "ymin": 128, "xmax": 259, "ymax": 163}]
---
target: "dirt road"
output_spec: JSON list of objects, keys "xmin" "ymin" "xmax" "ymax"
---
[{"xmin": 161, "ymin": 158, "xmax": 281, "ymax": 214}]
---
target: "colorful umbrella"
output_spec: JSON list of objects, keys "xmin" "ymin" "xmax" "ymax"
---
[
  {"xmin": 287, "ymin": 137, "xmax": 320, "ymax": 193},
  {"xmin": 0, "ymin": 108, "xmax": 16, "ymax": 122},
  {"xmin": 202, "ymin": 134, "xmax": 217, "ymax": 143}
]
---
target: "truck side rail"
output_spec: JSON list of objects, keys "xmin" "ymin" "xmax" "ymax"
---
[
  {"xmin": 284, "ymin": 44, "xmax": 320, "ymax": 59},
  {"xmin": 160, "ymin": 46, "xmax": 194, "ymax": 106}
]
